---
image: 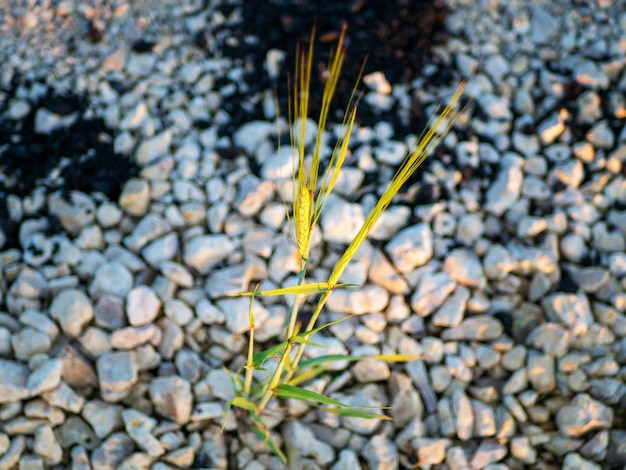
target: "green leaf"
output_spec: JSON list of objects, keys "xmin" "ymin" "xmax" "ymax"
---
[
  {"xmin": 372, "ymin": 354, "xmax": 420, "ymax": 362},
  {"xmin": 297, "ymin": 353, "xmax": 420, "ymax": 372},
  {"xmin": 228, "ymin": 282, "xmax": 357, "ymax": 297},
  {"xmin": 318, "ymin": 406, "xmax": 393, "ymax": 420},
  {"xmin": 252, "ymin": 341, "xmax": 289, "ymax": 368},
  {"xmin": 231, "ymin": 396, "xmax": 258, "ymax": 413},
  {"xmin": 250, "ymin": 425, "xmax": 287, "ymax": 463},
  {"xmin": 287, "ymin": 365, "xmax": 329, "ymax": 387},
  {"xmin": 293, "ymin": 314, "xmax": 352, "ymax": 340},
  {"xmin": 275, "ymin": 384, "xmax": 350, "ymax": 407},
  {"xmin": 297, "ymin": 354, "xmax": 365, "ymax": 370},
  {"xmin": 221, "ymin": 400, "xmax": 233, "ymax": 434}
]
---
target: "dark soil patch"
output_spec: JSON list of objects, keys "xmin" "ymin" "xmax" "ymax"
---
[
  {"xmin": 203, "ymin": 0, "xmax": 452, "ymax": 139},
  {"xmin": 0, "ymin": 77, "xmax": 140, "ymax": 250}
]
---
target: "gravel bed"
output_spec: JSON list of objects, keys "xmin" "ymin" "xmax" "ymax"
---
[{"xmin": 1, "ymin": 0, "xmax": 626, "ymax": 469}]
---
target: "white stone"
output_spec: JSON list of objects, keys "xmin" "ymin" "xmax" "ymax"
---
[
  {"xmin": 34, "ymin": 108, "xmax": 77, "ymax": 134},
  {"xmin": 0, "ymin": 360, "xmax": 30, "ymax": 403},
  {"xmin": 431, "ymin": 286, "xmax": 469, "ymax": 327},
  {"xmin": 443, "ymin": 249, "xmax": 486, "ymax": 288},
  {"xmin": 142, "ymin": 232, "xmax": 179, "ymax": 266},
  {"xmin": 96, "ymin": 351, "xmax": 138, "ymax": 402},
  {"xmin": 48, "ymin": 191, "xmax": 96, "ymax": 236},
  {"xmin": 537, "ymin": 111, "xmax": 566, "ymax": 144},
  {"xmin": 411, "ymin": 272, "xmax": 456, "ymax": 317},
  {"xmin": 530, "ymin": 7, "xmax": 557, "ymax": 44},
  {"xmin": 363, "ymin": 71, "xmax": 392, "ymax": 94},
  {"xmin": 485, "ymin": 155, "xmax": 523, "ymax": 215},
  {"xmin": 149, "ymin": 376, "xmax": 192, "ymax": 425},
  {"xmin": 183, "ymin": 235, "xmax": 234, "ymax": 275},
  {"xmin": 50, "ymin": 289, "xmax": 94, "ymax": 337},
  {"xmin": 385, "ymin": 223, "xmax": 433, "ymax": 274},
  {"xmin": 27, "ymin": 358, "xmax": 63, "ymax": 395},
  {"xmin": 119, "ymin": 102, "xmax": 148, "ymax": 130},
  {"xmin": 542, "ymin": 292, "xmax": 594, "ymax": 335},
  {"xmin": 320, "ymin": 195, "xmax": 365, "ymax": 244},
  {"xmin": 158, "ymin": 261, "xmax": 194, "ymax": 287},
  {"xmin": 136, "ymin": 130, "xmax": 172, "ymax": 164},
  {"xmin": 261, "ymin": 146, "xmax": 298, "ymax": 180},
  {"xmin": 89, "ymin": 263, "xmax": 133, "ymax": 299},
  {"xmin": 124, "ymin": 214, "xmax": 171, "ymax": 251},
  {"xmin": 233, "ymin": 121, "xmax": 275, "ymax": 156},
  {"xmin": 33, "ymin": 424, "xmax": 63, "ymax": 465},
  {"xmin": 326, "ymin": 284, "xmax": 389, "ymax": 315},
  {"xmin": 284, "ymin": 420, "xmax": 335, "ymax": 467},
  {"xmin": 119, "ymin": 178, "xmax": 150, "ymax": 217}
]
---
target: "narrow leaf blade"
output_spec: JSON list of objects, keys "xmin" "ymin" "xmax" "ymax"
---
[{"xmin": 275, "ymin": 384, "xmax": 349, "ymax": 407}]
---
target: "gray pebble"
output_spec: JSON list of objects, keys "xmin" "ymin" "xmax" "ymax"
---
[
  {"xmin": 41, "ymin": 382, "xmax": 85, "ymax": 414},
  {"xmin": 96, "ymin": 351, "xmax": 138, "ymax": 402},
  {"xmin": 126, "ymin": 286, "xmax": 161, "ymax": 327},
  {"xmin": 50, "ymin": 289, "xmax": 93, "ymax": 337},
  {"xmin": 542, "ymin": 292, "xmax": 594, "ymax": 335},
  {"xmin": 527, "ymin": 351, "xmax": 556, "ymax": 394},
  {"xmin": 183, "ymin": 235, "xmax": 235, "ymax": 275},
  {"xmin": 443, "ymin": 249, "xmax": 486, "ymax": 288},
  {"xmin": 33, "ymin": 424, "xmax": 63, "ymax": 465},
  {"xmin": 411, "ymin": 272, "xmax": 456, "ymax": 317},
  {"xmin": 362, "ymin": 434, "xmax": 397, "ymax": 470},
  {"xmin": 283, "ymin": 420, "xmax": 335, "ymax": 467},
  {"xmin": 89, "ymin": 262, "xmax": 133, "ymax": 299},
  {"xmin": 27, "ymin": 358, "xmax": 62, "ymax": 396},
  {"xmin": 385, "ymin": 223, "xmax": 433, "ymax": 274},
  {"xmin": 485, "ymin": 154, "xmax": 523, "ymax": 215},
  {"xmin": 110, "ymin": 325, "xmax": 159, "ymax": 350},
  {"xmin": 469, "ymin": 441, "xmax": 507, "ymax": 469},
  {"xmin": 0, "ymin": 435, "xmax": 25, "ymax": 468},
  {"xmin": 442, "ymin": 315, "xmax": 503, "ymax": 341},
  {"xmin": 11, "ymin": 328, "xmax": 51, "ymax": 361},
  {"xmin": 123, "ymin": 214, "xmax": 171, "ymax": 251},
  {"xmin": 82, "ymin": 400, "xmax": 124, "ymax": 439},
  {"xmin": 118, "ymin": 178, "xmax": 150, "ymax": 217},
  {"xmin": 158, "ymin": 317, "xmax": 184, "ymax": 360},
  {"xmin": 556, "ymin": 393, "xmax": 613, "ymax": 437},
  {"xmin": 0, "ymin": 359, "xmax": 30, "ymax": 403},
  {"xmin": 530, "ymin": 7, "xmax": 557, "ymax": 44},
  {"xmin": 47, "ymin": 191, "xmax": 95, "ymax": 236},
  {"xmin": 331, "ymin": 449, "xmax": 362, "ymax": 470},
  {"xmin": 472, "ymin": 400, "xmax": 496, "ymax": 437},
  {"xmin": 445, "ymin": 446, "xmax": 470, "ymax": 470},
  {"xmin": 510, "ymin": 435, "xmax": 537, "ymax": 464},
  {"xmin": 452, "ymin": 388, "xmax": 473, "ymax": 441},
  {"xmin": 562, "ymin": 452, "xmax": 602, "ymax": 470},
  {"xmin": 158, "ymin": 261, "xmax": 194, "ymax": 288},
  {"xmin": 90, "ymin": 432, "xmax": 135, "ymax": 469},
  {"xmin": 56, "ymin": 415, "xmax": 100, "ymax": 450},
  {"xmin": 320, "ymin": 196, "xmax": 365, "ymax": 244},
  {"xmin": 122, "ymin": 408, "xmax": 164, "ymax": 457},
  {"xmin": 528, "ymin": 323, "xmax": 570, "ymax": 357},
  {"xmin": 149, "ymin": 376, "xmax": 192, "ymax": 425}
]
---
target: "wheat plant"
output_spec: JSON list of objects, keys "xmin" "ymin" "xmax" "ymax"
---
[{"xmin": 223, "ymin": 26, "xmax": 465, "ymax": 462}]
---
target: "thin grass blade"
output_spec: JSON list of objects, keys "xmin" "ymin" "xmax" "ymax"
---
[
  {"xmin": 252, "ymin": 341, "xmax": 289, "ymax": 368},
  {"xmin": 318, "ymin": 406, "xmax": 393, "ymax": 420},
  {"xmin": 228, "ymin": 282, "xmax": 356, "ymax": 298},
  {"xmin": 275, "ymin": 384, "xmax": 350, "ymax": 407}
]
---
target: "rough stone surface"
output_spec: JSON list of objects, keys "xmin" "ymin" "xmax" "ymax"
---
[
  {"xmin": 556, "ymin": 394, "xmax": 613, "ymax": 437},
  {"xmin": 96, "ymin": 352, "xmax": 138, "ymax": 402},
  {"xmin": 149, "ymin": 376, "xmax": 193, "ymax": 425},
  {"xmin": 49, "ymin": 289, "xmax": 94, "ymax": 337}
]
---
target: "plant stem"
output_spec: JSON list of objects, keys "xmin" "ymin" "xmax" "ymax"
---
[
  {"xmin": 258, "ymin": 257, "xmax": 307, "ymax": 411},
  {"xmin": 285, "ymin": 258, "xmax": 308, "ymax": 339}
]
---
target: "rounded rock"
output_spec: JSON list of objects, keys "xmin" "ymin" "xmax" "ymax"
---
[{"xmin": 50, "ymin": 289, "xmax": 94, "ymax": 338}]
